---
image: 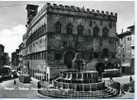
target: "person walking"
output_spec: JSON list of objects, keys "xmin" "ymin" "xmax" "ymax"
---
[
  {"xmin": 129, "ymin": 76, "xmax": 134, "ymax": 93},
  {"xmin": 120, "ymin": 84, "xmax": 125, "ymax": 96},
  {"xmin": 108, "ymin": 77, "xmax": 122, "ymax": 96},
  {"xmin": 13, "ymin": 79, "xmax": 18, "ymax": 89},
  {"xmin": 14, "ymin": 79, "xmax": 16, "ymax": 85},
  {"xmin": 109, "ymin": 76, "xmax": 114, "ymax": 86}
]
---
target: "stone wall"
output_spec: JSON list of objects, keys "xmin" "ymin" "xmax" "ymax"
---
[
  {"xmin": 24, "ymin": 3, "xmax": 119, "ymax": 80},
  {"xmin": 47, "ymin": 14, "xmax": 116, "ymax": 36},
  {"xmin": 46, "ymin": 3, "xmax": 118, "ymax": 66},
  {"xmin": 25, "ymin": 2, "xmax": 118, "ymax": 62}
]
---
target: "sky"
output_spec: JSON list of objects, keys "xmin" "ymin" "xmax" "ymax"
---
[{"xmin": 0, "ymin": 1, "xmax": 134, "ymax": 57}]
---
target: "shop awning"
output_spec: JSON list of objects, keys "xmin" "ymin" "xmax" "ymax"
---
[
  {"xmin": 122, "ymin": 63, "xmax": 130, "ymax": 67},
  {"xmin": 35, "ymin": 73, "xmax": 45, "ymax": 76}
]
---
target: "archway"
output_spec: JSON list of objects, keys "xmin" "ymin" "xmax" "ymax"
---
[{"xmin": 64, "ymin": 50, "xmax": 75, "ymax": 69}]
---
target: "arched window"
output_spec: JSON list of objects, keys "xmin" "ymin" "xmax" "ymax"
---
[
  {"xmin": 55, "ymin": 21, "xmax": 61, "ymax": 33},
  {"xmin": 66, "ymin": 23, "xmax": 73, "ymax": 34},
  {"xmin": 93, "ymin": 26, "xmax": 100, "ymax": 37},
  {"xmin": 77, "ymin": 24, "xmax": 84, "ymax": 35},
  {"xmin": 102, "ymin": 27, "xmax": 109, "ymax": 37}
]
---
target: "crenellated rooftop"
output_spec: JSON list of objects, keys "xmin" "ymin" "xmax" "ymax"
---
[
  {"xmin": 46, "ymin": 2, "xmax": 117, "ymax": 17},
  {"xmin": 28, "ymin": 2, "xmax": 117, "ymax": 33}
]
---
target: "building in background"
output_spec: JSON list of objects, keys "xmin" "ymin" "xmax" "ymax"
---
[
  {"xmin": 0, "ymin": 44, "xmax": 5, "ymax": 68},
  {"xmin": 0, "ymin": 44, "xmax": 4, "ymax": 53},
  {"xmin": 18, "ymin": 43, "xmax": 24, "ymax": 69},
  {"xmin": 11, "ymin": 49, "xmax": 20, "ymax": 70},
  {"xmin": 118, "ymin": 25, "xmax": 134, "ymax": 74},
  {"xmin": 22, "ymin": 3, "xmax": 119, "ymax": 81},
  {"xmin": 0, "ymin": 44, "xmax": 10, "ymax": 68},
  {"xmin": 11, "ymin": 42, "xmax": 27, "ymax": 73},
  {"xmin": 3, "ymin": 52, "xmax": 10, "ymax": 65}
]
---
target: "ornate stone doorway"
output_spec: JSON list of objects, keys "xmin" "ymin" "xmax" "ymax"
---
[{"xmin": 64, "ymin": 50, "xmax": 75, "ymax": 69}]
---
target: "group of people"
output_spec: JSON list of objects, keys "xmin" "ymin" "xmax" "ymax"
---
[{"xmin": 108, "ymin": 76, "xmax": 134, "ymax": 96}]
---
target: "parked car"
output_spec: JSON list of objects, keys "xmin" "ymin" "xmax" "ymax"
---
[
  {"xmin": 11, "ymin": 70, "xmax": 19, "ymax": 78},
  {"xmin": 0, "ymin": 67, "xmax": 12, "ymax": 80},
  {"xmin": 19, "ymin": 74, "xmax": 31, "ymax": 83}
]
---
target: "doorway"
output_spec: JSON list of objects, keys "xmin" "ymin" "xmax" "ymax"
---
[{"xmin": 64, "ymin": 50, "xmax": 75, "ymax": 69}]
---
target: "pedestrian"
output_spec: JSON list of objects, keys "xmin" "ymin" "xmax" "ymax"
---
[
  {"xmin": 116, "ymin": 82, "xmax": 121, "ymax": 96},
  {"xmin": 129, "ymin": 76, "xmax": 134, "ymax": 93},
  {"xmin": 14, "ymin": 79, "xmax": 16, "ymax": 85},
  {"xmin": 37, "ymin": 81, "xmax": 41, "ymax": 89},
  {"xmin": 120, "ymin": 84, "xmax": 125, "ymax": 96},
  {"xmin": 109, "ymin": 76, "xmax": 114, "ymax": 84}
]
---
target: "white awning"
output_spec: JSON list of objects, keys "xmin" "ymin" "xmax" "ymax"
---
[
  {"xmin": 3, "ymin": 65, "xmax": 11, "ymax": 68},
  {"xmin": 122, "ymin": 63, "xmax": 130, "ymax": 67},
  {"xmin": 104, "ymin": 69, "xmax": 119, "ymax": 72},
  {"xmin": 35, "ymin": 73, "xmax": 45, "ymax": 76}
]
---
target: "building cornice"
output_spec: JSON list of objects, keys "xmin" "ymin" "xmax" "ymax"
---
[{"xmin": 27, "ymin": 2, "xmax": 117, "ymax": 31}]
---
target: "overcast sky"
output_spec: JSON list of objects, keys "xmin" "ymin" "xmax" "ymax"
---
[{"xmin": 0, "ymin": 1, "xmax": 134, "ymax": 57}]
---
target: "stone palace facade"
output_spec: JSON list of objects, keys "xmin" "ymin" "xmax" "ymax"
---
[{"xmin": 22, "ymin": 3, "xmax": 118, "ymax": 81}]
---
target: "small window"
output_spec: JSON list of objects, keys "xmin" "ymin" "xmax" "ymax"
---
[
  {"xmin": 83, "ymin": 73, "xmax": 87, "ymax": 79},
  {"xmin": 66, "ymin": 23, "xmax": 73, "ymax": 34},
  {"xmin": 55, "ymin": 21, "xmax": 61, "ymax": 33},
  {"xmin": 93, "ymin": 26, "xmax": 100, "ymax": 37},
  {"xmin": 78, "ymin": 73, "xmax": 82, "ymax": 79},
  {"xmin": 127, "ymin": 37, "xmax": 130, "ymax": 41},
  {"xmin": 77, "ymin": 24, "xmax": 84, "ymax": 35},
  {"xmin": 89, "ymin": 20, "xmax": 92, "ymax": 27},
  {"xmin": 131, "ymin": 46, "xmax": 134, "ymax": 49},
  {"xmin": 73, "ymin": 73, "xmax": 76, "ymax": 79},
  {"xmin": 88, "ymin": 73, "xmax": 91, "ymax": 78},
  {"xmin": 102, "ymin": 27, "xmax": 109, "ymax": 37}
]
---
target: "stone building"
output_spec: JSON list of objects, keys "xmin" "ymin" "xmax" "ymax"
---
[
  {"xmin": 18, "ymin": 43, "xmax": 24, "ymax": 67},
  {"xmin": 3, "ymin": 52, "xmax": 10, "ymax": 65},
  {"xmin": 118, "ymin": 25, "xmax": 134, "ymax": 74},
  {"xmin": 0, "ymin": 44, "xmax": 10, "ymax": 67},
  {"xmin": 0, "ymin": 44, "xmax": 5, "ymax": 67},
  {"xmin": 11, "ymin": 49, "xmax": 20, "ymax": 70},
  {"xmin": 0, "ymin": 44, "xmax": 4, "ymax": 53},
  {"xmin": 23, "ymin": 3, "xmax": 118, "ymax": 81},
  {"xmin": 11, "ymin": 43, "xmax": 26, "ymax": 72}
]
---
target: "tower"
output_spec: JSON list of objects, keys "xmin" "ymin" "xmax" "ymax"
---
[{"xmin": 26, "ymin": 4, "xmax": 39, "ymax": 25}]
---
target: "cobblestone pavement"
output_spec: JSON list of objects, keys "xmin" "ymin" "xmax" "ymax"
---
[
  {"xmin": 0, "ymin": 78, "xmax": 49, "ymax": 98},
  {"xmin": 0, "ymin": 75, "xmax": 134, "ymax": 99}
]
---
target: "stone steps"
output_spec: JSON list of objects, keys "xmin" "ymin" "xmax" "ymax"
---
[{"xmin": 104, "ymin": 87, "xmax": 119, "ymax": 96}]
